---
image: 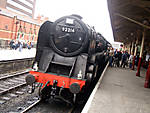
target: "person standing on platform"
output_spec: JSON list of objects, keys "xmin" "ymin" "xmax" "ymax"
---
[
  {"xmin": 19, "ymin": 41, "xmax": 23, "ymax": 52},
  {"xmin": 9, "ymin": 40, "xmax": 15, "ymax": 50},
  {"xmin": 27, "ymin": 41, "xmax": 31, "ymax": 49},
  {"xmin": 135, "ymin": 53, "xmax": 140, "ymax": 66},
  {"xmin": 126, "ymin": 51, "xmax": 130, "ymax": 67},
  {"xmin": 121, "ymin": 51, "xmax": 128, "ymax": 68},
  {"xmin": 114, "ymin": 49, "xmax": 118, "ymax": 56},
  {"xmin": 146, "ymin": 53, "xmax": 150, "ymax": 68},
  {"xmin": 113, "ymin": 49, "xmax": 118, "ymax": 67},
  {"xmin": 15, "ymin": 41, "xmax": 19, "ymax": 50},
  {"xmin": 129, "ymin": 54, "xmax": 133, "ymax": 68},
  {"xmin": 146, "ymin": 53, "xmax": 150, "ymax": 62},
  {"xmin": 9, "ymin": 40, "xmax": 13, "ymax": 49},
  {"xmin": 109, "ymin": 48, "xmax": 114, "ymax": 67},
  {"xmin": 117, "ymin": 50, "xmax": 122, "ymax": 67}
]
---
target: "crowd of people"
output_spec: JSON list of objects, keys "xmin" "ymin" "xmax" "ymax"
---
[
  {"xmin": 9, "ymin": 40, "xmax": 33, "ymax": 52},
  {"xmin": 109, "ymin": 48, "xmax": 150, "ymax": 69}
]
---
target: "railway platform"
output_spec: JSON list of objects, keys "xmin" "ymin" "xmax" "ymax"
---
[
  {"xmin": 83, "ymin": 66, "xmax": 150, "ymax": 113},
  {"xmin": 0, "ymin": 48, "xmax": 36, "ymax": 61}
]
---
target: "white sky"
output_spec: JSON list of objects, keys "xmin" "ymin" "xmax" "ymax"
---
[{"xmin": 35, "ymin": 0, "xmax": 114, "ymax": 43}]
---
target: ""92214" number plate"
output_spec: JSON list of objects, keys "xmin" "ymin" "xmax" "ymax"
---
[{"xmin": 62, "ymin": 27, "xmax": 75, "ymax": 33}]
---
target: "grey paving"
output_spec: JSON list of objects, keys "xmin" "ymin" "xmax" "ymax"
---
[{"xmin": 88, "ymin": 67, "xmax": 150, "ymax": 113}]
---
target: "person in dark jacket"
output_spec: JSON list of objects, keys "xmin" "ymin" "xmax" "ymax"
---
[
  {"xmin": 135, "ymin": 53, "xmax": 139, "ymax": 66},
  {"xmin": 121, "ymin": 51, "xmax": 128, "ymax": 68},
  {"xmin": 9, "ymin": 40, "xmax": 15, "ymax": 49},
  {"xmin": 109, "ymin": 48, "xmax": 114, "ymax": 67},
  {"xmin": 117, "ymin": 50, "xmax": 122, "ymax": 67}
]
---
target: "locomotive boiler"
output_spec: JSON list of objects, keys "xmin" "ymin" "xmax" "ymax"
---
[{"xmin": 25, "ymin": 14, "xmax": 108, "ymax": 103}]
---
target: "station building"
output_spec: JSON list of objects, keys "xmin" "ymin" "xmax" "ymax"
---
[
  {"xmin": 0, "ymin": 0, "xmax": 36, "ymax": 18},
  {"xmin": 0, "ymin": 0, "xmax": 48, "ymax": 48}
]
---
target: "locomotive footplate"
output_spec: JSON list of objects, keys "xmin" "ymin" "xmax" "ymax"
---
[{"xmin": 26, "ymin": 71, "xmax": 86, "ymax": 94}]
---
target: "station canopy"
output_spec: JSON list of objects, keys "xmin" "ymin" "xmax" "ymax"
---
[{"xmin": 107, "ymin": 0, "xmax": 150, "ymax": 45}]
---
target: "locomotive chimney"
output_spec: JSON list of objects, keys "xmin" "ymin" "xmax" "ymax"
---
[{"xmin": 71, "ymin": 14, "xmax": 83, "ymax": 19}]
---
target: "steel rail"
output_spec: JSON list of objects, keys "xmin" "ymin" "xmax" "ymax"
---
[
  {"xmin": 0, "ymin": 57, "xmax": 34, "ymax": 63},
  {"xmin": 0, "ymin": 70, "xmax": 29, "ymax": 80},
  {"xmin": 20, "ymin": 99, "xmax": 74, "ymax": 113},
  {"xmin": 20, "ymin": 99, "xmax": 41, "ymax": 113},
  {"xmin": 0, "ymin": 70, "xmax": 30, "ymax": 95},
  {"xmin": 0, "ymin": 82, "xmax": 26, "ymax": 95}
]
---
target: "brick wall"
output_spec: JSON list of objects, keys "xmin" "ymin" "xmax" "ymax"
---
[{"xmin": 0, "ymin": 14, "xmax": 40, "ymax": 48}]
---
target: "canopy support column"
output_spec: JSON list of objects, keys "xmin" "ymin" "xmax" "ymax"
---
[
  {"xmin": 144, "ymin": 61, "xmax": 150, "ymax": 88},
  {"xmin": 132, "ymin": 38, "xmax": 138, "ymax": 70},
  {"xmin": 131, "ymin": 41, "xmax": 134, "ymax": 55},
  {"xmin": 136, "ymin": 31, "xmax": 145, "ymax": 76}
]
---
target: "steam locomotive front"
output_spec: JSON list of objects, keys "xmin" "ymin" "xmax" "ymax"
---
[
  {"xmin": 50, "ymin": 15, "xmax": 90, "ymax": 56},
  {"xmin": 25, "ymin": 15, "xmax": 97, "ymax": 103}
]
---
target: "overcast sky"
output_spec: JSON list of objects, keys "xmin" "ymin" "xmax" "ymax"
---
[{"xmin": 35, "ymin": 0, "xmax": 114, "ymax": 43}]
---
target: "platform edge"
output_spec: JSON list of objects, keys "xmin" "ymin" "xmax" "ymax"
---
[{"xmin": 81, "ymin": 62, "xmax": 109, "ymax": 113}]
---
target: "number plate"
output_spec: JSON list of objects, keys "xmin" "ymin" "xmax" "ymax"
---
[{"xmin": 62, "ymin": 27, "xmax": 75, "ymax": 33}]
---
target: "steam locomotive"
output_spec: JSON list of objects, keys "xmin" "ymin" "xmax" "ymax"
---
[{"xmin": 26, "ymin": 14, "xmax": 110, "ymax": 103}]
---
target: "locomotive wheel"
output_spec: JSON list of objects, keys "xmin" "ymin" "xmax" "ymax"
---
[
  {"xmin": 85, "ymin": 73, "xmax": 93, "ymax": 86},
  {"xmin": 74, "ymin": 88, "xmax": 86, "ymax": 105},
  {"xmin": 93, "ymin": 64, "xmax": 99, "ymax": 79}
]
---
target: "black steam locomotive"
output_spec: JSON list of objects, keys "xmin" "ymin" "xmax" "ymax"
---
[{"xmin": 26, "ymin": 14, "xmax": 109, "ymax": 103}]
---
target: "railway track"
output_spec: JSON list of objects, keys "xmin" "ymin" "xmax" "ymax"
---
[
  {"xmin": 0, "ymin": 70, "xmax": 41, "ymax": 113},
  {"xmin": 0, "ymin": 70, "xmax": 75, "ymax": 113},
  {"xmin": 0, "ymin": 70, "xmax": 29, "ymax": 95},
  {"xmin": 20, "ymin": 99, "xmax": 74, "ymax": 113},
  {"xmin": 20, "ymin": 99, "xmax": 41, "ymax": 113},
  {"xmin": 0, "ymin": 86, "xmax": 74, "ymax": 113},
  {"xmin": 0, "ymin": 69, "xmax": 29, "ymax": 80},
  {"xmin": 0, "ymin": 57, "xmax": 34, "ymax": 96}
]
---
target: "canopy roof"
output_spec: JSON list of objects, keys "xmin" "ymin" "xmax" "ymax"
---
[{"xmin": 107, "ymin": 0, "xmax": 150, "ymax": 44}]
